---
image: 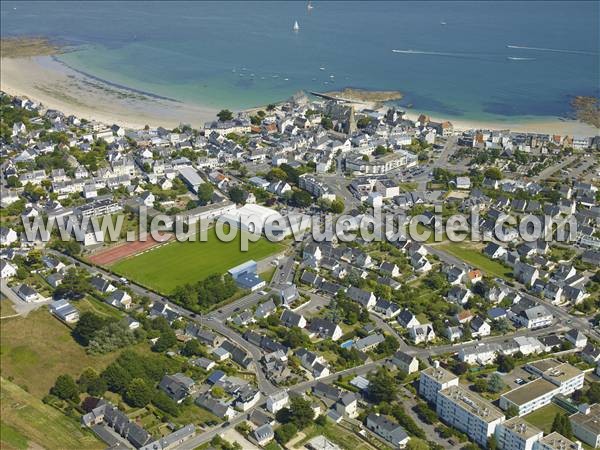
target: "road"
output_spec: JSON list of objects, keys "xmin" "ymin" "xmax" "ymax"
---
[
  {"xmin": 50, "ymin": 250, "xmax": 278, "ymax": 394},
  {"xmin": 533, "ymin": 155, "xmax": 577, "ymax": 182},
  {"xmin": 51, "ymin": 247, "xmax": 595, "ymax": 449},
  {"xmin": 423, "ymin": 244, "xmax": 600, "ymax": 341}
]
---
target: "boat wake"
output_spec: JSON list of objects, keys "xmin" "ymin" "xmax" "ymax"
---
[
  {"xmin": 391, "ymin": 49, "xmax": 491, "ymax": 60},
  {"xmin": 507, "ymin": 45, "xmax": 598, "ymax": 56},
  {"xmin": 507, "ymin": 56, "xmax": 536, "ymax": 61}
]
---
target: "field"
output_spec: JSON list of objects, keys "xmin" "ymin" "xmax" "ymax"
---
[
  {"xmin": 87, "ymin": 233, "xmax": 169, "ymax": 266},
  {"xmin": 110, "ymin": 228, "xmax": 285, "ymax": 294},
  {"xmin": 0, "ymin": 378, "xmax": 103, "ymax": 450},
  {"xmin": 436, "ymin": 242, "xmax": 512, "ymax": 279},
  {"xmin": 524, "ymin": 403, "xmax": 569, "ymax": 433},
  {"xmin": 294, "ymin": 422, "xmax": 378, "ymax": 450},
  {"xmin": 0, "ymin": 308, "xmax": 120, "ymax": 398}
]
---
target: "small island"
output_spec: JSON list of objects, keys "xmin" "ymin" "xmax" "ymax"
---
[
  {"xmin": 323, "ymin": 88, "xmax": 402, "ymax": 106},
  {"xmin": 571, "ymin": 96, "xmax": 600, "ymax": 129},
  {"xmin": 1, "ymin": 36, "xmax": 61, "ymax": 58}
]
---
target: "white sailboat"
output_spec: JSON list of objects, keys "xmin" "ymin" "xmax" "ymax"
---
[{"xmin": 293, "ymin": 20, "xmax": 300, "ymax": 32}]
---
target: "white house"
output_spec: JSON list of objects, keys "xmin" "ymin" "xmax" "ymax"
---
[
  {"xmin": 0, "ymin": 260, "xmax": 18, "ymax": 279},
  {"xmin": 0, "ymin": 227, "xmax": 18, "ymax": 246},
  {"xmin": 266, "ymin": 390, "xmax": 289, "ymax": 414}
]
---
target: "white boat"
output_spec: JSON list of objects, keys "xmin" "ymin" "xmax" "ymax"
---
[
  {"xmin": 307, "ymin": 1, "xmax": 313, "ymax": 10},
  {"xmin": 293, "ymin": 20, "xmax": 300, "ymax": 32},
  {"xmin": 319, "ymin": 67, "xmax": 325, "ymax": 70},
  {"xmin": 440, "ymin": 21, "xmax": 447, "ymax": 25}
]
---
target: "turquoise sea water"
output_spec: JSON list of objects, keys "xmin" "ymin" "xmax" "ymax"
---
[{"xmin": 2, "ymin": 1, "xmax": 599, "ymax": 123}]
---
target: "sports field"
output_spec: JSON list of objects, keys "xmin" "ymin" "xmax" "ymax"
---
[{"xmin": 110, "ymin": 228, "xmax": 285, "ymax": 294}]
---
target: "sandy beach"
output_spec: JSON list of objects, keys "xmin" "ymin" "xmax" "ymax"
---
[
  {"xmin": 1, "ymin": 54, "xmax": 597, "ymax": 136},
  {"xmin": 0, "ymin": 55, "xmax": 218, "ymax": 129},
  {"xmin": 402, "ymin": 111, "xmax": 598, "ymax": 136}
]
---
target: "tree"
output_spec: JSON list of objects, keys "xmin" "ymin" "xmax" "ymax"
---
[
  {"xmin": 78, "ymin": 368, "xmax": 106, "ymax": 396},
  {"xmin": 495, "ymin": 354, "xmax": 515, "ymax": 373},
  {"xmin": 197, "ymin": 183, "xmax": 214, "ymax": 206},
  {"xmin": 181, "ymin": 339, "xmax": 205, "ymax": 357},
  {"xmin": 376, "ymin": 335, "xmax": 399, "ymax": 357},
  {"xmin": 505, "ymin": 405, "xmax": 519, "ymax": 419},
  {"xmin": 287, "ymin": 396, "xmax": 314, "ymax": 429},
  {"xmin": 406, "ymin": 439, "xmax": 431, "ymax": 450},
  {"xmin": 315, "ymin": 414, "xmax": 327, "ymax": 426},
  {"xmin": 54, "ymin": 267, "xmax": 91, "ymax": 299},
  {"xmin": 330, "ymin": 198, "xmax": 344, "ymax": 214},
  {"xmin": 152, "ymin": 329, "xmax": 177, "ymax": 352},
  {"xmin": 291, "ymin": 190, "xmax": 312, "ymax": 208},
  {"xmin": 228, "ymin": 186, "xmax": 245, "ymax": 204},
  {"xmin": 152, "ymin": 390, "xmax": 180, "ymax": 416},
  {"xmin": 487, "ymin": 373, "xmax": 505, "ymax": 393},
  {"xmin": 267, "ymin": 168, "xmax": 287, "ymax": 182},
  {"xmin": 217, "ymin": 109, "xmax": 233, "ymax": 121},
  {"xmin": 275, "ymin": 423, "xmax": 297, "ymax": 444},
  {"xmin": 368, "ymin": 368, "xmax": 397, "ymax": 403},
  {"xmin": 587, "ymin": 382, "xmax": 600, "ymax": 403},
  {"xmin": 124, "ymin": 378, "xmax": 153, "ymax": 407},
  {"xmin": 357, "ymin": 116, "xmax": 372, "ymax": 129},
  {"xmin": 51, "ymin": 374, "xmax": 79, "ymax": 402},
  {"xmin": 484, "ymin": 167, "xmax": 503, "ymax": 180},
  {"xmin": 415, "ymin": 402, "xmax": 438, "ymax": 424},
  {"xmin": 551, "ymin": 413, "xmax": 573, "ymax": 439},
  {"xmin": 321, "ymin": 116, "xmax": 333, "ymax": 130},
  {"xmin": 73, "ymin": 312, "xmax": 106, "ymax": 346},
  {"xmin": 101, "ymin": 363, "xmax": 132, "ymax": 394}
]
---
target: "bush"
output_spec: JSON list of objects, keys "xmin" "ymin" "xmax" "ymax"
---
[{"xmin": 275, "ymin": 423, "xmax": 297, "ymax": 444}]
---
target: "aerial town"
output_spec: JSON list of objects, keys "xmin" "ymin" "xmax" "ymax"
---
[{"xmin": 1, "ymin": 90, "xmax": 600, "ymax": 450}]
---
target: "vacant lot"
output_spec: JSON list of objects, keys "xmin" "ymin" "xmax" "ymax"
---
[
  {"xmin": 524, "ymin": 403, "xmax": 569, "ymax": 433},
  {"xmin": 0, "ymin": 309, "xmax": 118, "ymax": 398},
  {"xmin": 436, "ymin": 242, "xmax": 512, "ymax": 279},
  {"xmin": 1, "ymin": 378, "xmax": 103, "ymax": 450},
  {"xmin": 110, "ymin": 228, "xmax": 285, "ymax": 294}
]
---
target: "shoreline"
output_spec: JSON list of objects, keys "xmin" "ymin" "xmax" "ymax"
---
[
  {"xmin": 1, "ymin": 54, "xmax": 598, "ymax": 136},
  {"xmin": 0, "ymin": 55, "xmax": 218, "ymax": 129}
]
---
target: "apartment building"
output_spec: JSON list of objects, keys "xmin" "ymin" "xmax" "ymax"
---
[
  {"xmin": 495, "ymin": 417, "xmax": 543, "ymax": 450},
  {"xmin": 418, "ymin": 364, "xmax": 459, "ymax": 404},
  {"xmin": 533, "ymin": 432, "xmax": 582, "ymax": 450},
  {"xmin": 569, "ymin": 403, "xmax": 600, "ymax": 448},
  {"xmin": 436, "ymin": 385, "xmax": 505, "ymax": 448},
  {"xmin": 499, "ymin": 359, "xmax": 584, "ymax": 416}
]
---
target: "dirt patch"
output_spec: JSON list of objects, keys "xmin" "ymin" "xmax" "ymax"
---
[{"xmin": 87, "ymin": 233, "xmax": 172, "ymax": 266}]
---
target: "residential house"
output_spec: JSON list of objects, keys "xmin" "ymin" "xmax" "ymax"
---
[
  {"xmin": 391, "ymin": 351, "xmax": 419, "ymax": 374},
  {"xmin": 280, "ymin": 309, "xmax": 306, "ymax": 328},
  {"xmin": 105, "ymin": 290, "xmax": 132, "ymax": 310},
  {"xmin": 366, "ymin": 413, "xmax": 410, "ymax": 448},
  {"xmin": 409, "ymin": 323, "xmax": 435, "ymax": 344},
  {"xmin": 307, "ymin": 318, "xmax": 343, "ymax": 341},
  {"xmin": 159, "ymin": 373, "xmax": 196, "ymax": 403}
]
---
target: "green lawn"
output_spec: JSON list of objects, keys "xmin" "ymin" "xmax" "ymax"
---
[
  {"xmin": 436, "ymin": 242, "xmax": 512, "ymax": 279},
  {"xmin": 524, "ymin": 403, "xmax": 569, "ymax": 433},
  {"xmin": 0, "ymin": 421, "xmax": 29, "ymax": 450},
  {"xmin": 0, "ymin": 378, "xmax": 103, "ymax": 450},
  {"xmin": 76, "ymin": 296, "xmax": 126, "ymax": 320},
  {"xmin": 0, "ymin": 308, "xmax": 128, "ymax": 398},
  {"xmin": 110, "ymin": 228, "xmax": 284, "ymax": 294},
  {"xmin": 295, "ymin": 422, "xmax": 376, "ymax": 450}
]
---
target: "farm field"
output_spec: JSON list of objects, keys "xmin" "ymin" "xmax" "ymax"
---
[
  {"xmin": 0, "ymin": 377, "xmax": 103, "ymax": 450},
  {"xmin": 0, "ymin": 308, "xmax": 122, "ymax": 398},
  {"xmin": 436, "ymin": 241, "xmax": 512, "ymax": 279},
  {"xmin": 110, "ymin": 228, "xmax": 285, "ymax": 294}
]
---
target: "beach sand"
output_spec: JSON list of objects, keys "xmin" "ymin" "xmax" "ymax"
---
[
  {"xmin": 1, "ymin": 54, "xmax": 597, "ymax": 136},
  {"xmin": 0, "ymin": 55, "xmax": 218, "ymax": 129},
  {"xmin": 403, "ymin": 111, "xmax": 598, "ymax": 136}
]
